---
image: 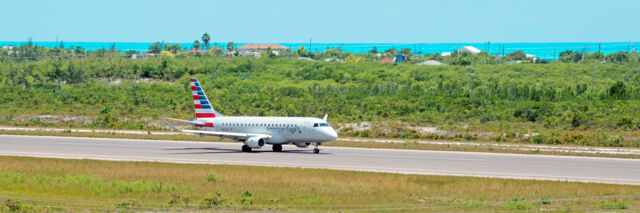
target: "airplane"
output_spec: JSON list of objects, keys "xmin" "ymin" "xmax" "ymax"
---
[{"xmin": 163, "ymin": 78, "xmax": 338, "ymax": 153}]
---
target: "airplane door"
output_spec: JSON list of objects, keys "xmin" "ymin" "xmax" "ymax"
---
[{"xmin": 300, "ymin": 121, "xmax": 312, "ymax": 139}]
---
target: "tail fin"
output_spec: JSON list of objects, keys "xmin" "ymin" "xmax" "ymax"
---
[{"xmin": 190, "ymin": 78, "xmax": 223, "ymax": 118}]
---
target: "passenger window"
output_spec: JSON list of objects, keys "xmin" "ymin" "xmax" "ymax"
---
[{"xmin": 313, "ymin": 123, "xmax": 318, "ymax": 127}]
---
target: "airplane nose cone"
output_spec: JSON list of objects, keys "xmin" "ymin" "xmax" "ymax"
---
[{"xmin": 327, "ymin": 128, "xmax": 338, "ymax": 140}]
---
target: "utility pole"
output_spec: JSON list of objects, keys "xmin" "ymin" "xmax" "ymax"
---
[
  {"xmin": 309, "ymin": 37, "xmax": 312, "ymax": 53},
  {"xmin": 467, "ymin": 66, "xmax": 474, "ymax": 94},
  {"xmin": 591, "ymin": 65, "xmax": 597, "ymax": 93},
  {"xmin": 501, "ymin": 45, "xmax": 505, "ymax": 63},
  {"xmin": 598, "ymin": 43, "xmax": 601, "ymax": 54}
]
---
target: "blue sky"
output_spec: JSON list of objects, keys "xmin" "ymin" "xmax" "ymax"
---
[{"xmin": 2, "ymin": 0, "xmax": 638, "ymax": 43}]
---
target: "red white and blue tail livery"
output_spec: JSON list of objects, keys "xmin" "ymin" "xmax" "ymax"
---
[
  {"xmin": 191, "ymin": 78, "xmax": 222, "ymax": 119},
  {"xmin": 163, "ymin": 78, "xmax": 337, "ymax": 153}
]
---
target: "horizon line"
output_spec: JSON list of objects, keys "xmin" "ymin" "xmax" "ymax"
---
[{"xmin": 1, "ymin": 40, "xmax": 637, "ymax": 44}]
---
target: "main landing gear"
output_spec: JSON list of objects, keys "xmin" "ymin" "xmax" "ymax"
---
[
  {"xmin": 272, "ymin": 144, "xmax": 283, "ymax": 152},
  {"xmin": 241, "ymin": 145, "xmax": 252, "ymax": 152}
]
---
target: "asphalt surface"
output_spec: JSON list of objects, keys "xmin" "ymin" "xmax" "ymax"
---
[{"xmin": 1, "ymin": 134, "xmax": 639, "ymax": 185}]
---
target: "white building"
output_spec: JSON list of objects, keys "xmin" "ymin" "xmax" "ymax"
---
[
  {"xmin": 131, "ymin": 52, "xmax": 155, "ymax": 60},
  {"xmin": 417, "ymin": 60, "xmax": 445, "ymax": 66},
  {"xmin": 236, "ymin": 44, "xmax": 290, "ymax": 57},
  {"xmin": 456, "ymin": 46, "xmax": 482, "ymax": 54}
]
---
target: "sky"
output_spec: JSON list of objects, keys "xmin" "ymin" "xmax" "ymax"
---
[{"xmin": 1, "ymin": 0, "xmax": 638, "ymax": 43}]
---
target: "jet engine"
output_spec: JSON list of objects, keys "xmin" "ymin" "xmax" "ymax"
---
[
  {"xmin": 294, "ymin": 142, "xmax": 311, "ymax": 148},
  {"xmin": 245, "ymin": 137, "xmax": 266, "ymax": 149}
]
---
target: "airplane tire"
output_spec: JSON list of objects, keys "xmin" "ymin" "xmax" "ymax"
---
[
  {"xmin": 313, "ymin": 148, "xmax": 320, "ymax": 154},
  {"xmin": 242, "ymin": 145, "xmax": 252, "ymax": 152},
  {"xmin": 272, "ymin": 144, "xmax": 283, "ymax": 152}
]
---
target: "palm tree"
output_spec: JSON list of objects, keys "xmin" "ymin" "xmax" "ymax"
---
[
  {"xmin": 201, "ymin": 33, "xmax": 211, "ymax": 50},
  {"xmin": 193, "ymin": 40, "xmax": 201, "ymax": 50},
  {"xmin": 227, "ymin": 42, "xmax": 235, "ymax": 52},
  {"xmin": 148, "ymin": 42, "xmax": 162, "ymax": 54}
]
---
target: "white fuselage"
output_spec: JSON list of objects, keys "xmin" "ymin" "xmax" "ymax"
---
[{"xmin": 195, "ymin": 116, "xmax": 338, "ymax": 144}]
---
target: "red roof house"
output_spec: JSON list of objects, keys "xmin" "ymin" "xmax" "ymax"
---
[
  {"xmin": 378, "ymin": 57, "xmax": 394, "ymax": 63},
  {"xmin": 236, "ymin": 44, "xmax": 290, "ymax": 52},
  {"xmin": 188, "ymin": 48, "xmax": 204, "ymax": 54}
]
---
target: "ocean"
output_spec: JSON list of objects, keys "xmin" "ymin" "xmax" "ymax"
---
[{"xmin": 0, "ymin": 41, "xmax": 636, "ymax": 60}]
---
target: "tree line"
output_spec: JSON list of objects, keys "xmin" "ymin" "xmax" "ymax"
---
[{"xmin": 1, "ymin": 44, "xmax": 639, "ymax": 146}]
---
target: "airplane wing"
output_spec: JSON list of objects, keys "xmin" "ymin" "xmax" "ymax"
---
[
  {"xmin": 183, "ymin": 130, "xmax": 248, "ymax": 138},
  {"xmin": 162, "ymin": 117, "xmax": 272, "ymax": 140},
  {"xmin": 183, "ymin": 130, "xmax": 272, "ymax": 140}
]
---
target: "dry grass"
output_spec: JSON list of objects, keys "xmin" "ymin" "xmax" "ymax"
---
[{"xmin": 0, "ymin": 156, "xmax": 639, "ymax": 212}]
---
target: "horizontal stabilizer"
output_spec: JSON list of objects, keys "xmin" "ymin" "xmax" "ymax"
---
[{"xmin": 161, "ymin": 117, "xmax": 205, "ymax": 125}]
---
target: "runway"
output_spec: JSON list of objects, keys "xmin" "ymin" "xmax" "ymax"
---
[{"xmin": 1, "ymin": 134, "xmax": 639, "ymax": 185}]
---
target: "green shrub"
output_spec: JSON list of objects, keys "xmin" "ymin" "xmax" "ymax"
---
[
  {"xmin": 601, "ymin": 200, "xmax": 628, "ymax": 209},
  {"xmin": 200, "ymin": 192, "xmax": 225, "ymax": 209},
  {"xmin": 503, "ymin": 197, "xmax": 534, "ymax": 211},
  {"xmin": 204, "ymin": 172, "xmax": 223, "ymax": 182}
]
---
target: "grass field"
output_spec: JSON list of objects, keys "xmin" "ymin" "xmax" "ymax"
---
[
  {"xmin": 0, "ymin": 156, "xmax": 638, "ymax": 212},
  {"xmin": 3, "ymin": 128, "xmax": 640, "ymax": 159}
]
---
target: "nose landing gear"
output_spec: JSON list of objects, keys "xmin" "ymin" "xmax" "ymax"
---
[{"xmin": 312, "ymin": 142, "xmax": 320, "ymax": 154}]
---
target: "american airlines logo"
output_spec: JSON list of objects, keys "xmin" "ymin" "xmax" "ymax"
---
[{"xmin": 266, "ymin": 126, "xmax": 301, "ymax": 134}]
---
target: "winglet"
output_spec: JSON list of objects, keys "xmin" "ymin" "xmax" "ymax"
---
[{"xmin": 323, "ymin": 114, "xmax": 328, "ymax": 121}]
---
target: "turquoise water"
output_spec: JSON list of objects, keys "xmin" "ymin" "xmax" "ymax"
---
[{"xmin": 0, "ymin": 41, "xmax": 636, "ymax": 60}]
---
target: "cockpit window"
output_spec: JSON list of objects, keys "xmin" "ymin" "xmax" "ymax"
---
[{"xmin": 313, "ymin": 123, "xmax": 331, "ymax": 127}]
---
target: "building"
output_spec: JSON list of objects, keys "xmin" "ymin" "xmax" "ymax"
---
[
  {"xmin": 1, "ymin": 45, "xmax": 15, "ymax": 55},
  {"xmin": 378, "ymin": 57, "xmax": 394, "ymax": 63},
  {"xmin": 236, "ymin": 44, "xmax": 290, "ymax": 57},
  {"xmin": 440, "ymin": 52, "xmax": 452, "ymax": 56},
  {"xmin": 131, "ymin": 52, "xmax": 155, "ymax": 60},
  {"xmin": 393, "ymin": 54, "xmax": 407, "ymax": 63},
  {"xmin": 324, "ymin": 58, "xmax": 344, "ymax": 63},
  {"xmin": 417, "ymin": 60, "xmax": 445, "ymax": 66},
  {"xmin": 297, "ymin": 57, "xmax": 314, "ymax": 61},
  {"xmin": 188, "ymin": 48, "xmax": 203, "ymax": 54},
  {"xmin": 456, "ymin": 46, "xmax": 482, "ymax": 54}
]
